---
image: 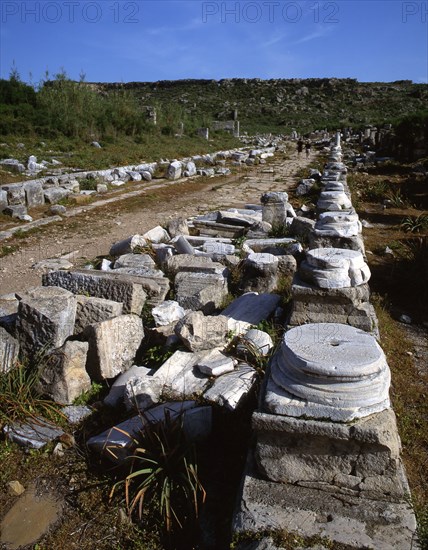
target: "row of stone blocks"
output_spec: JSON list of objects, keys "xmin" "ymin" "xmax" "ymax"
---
[
  {"xmin": 233, "ymin": 134, "xmax": 418, "ymax": 549},
  {"xmin": 0, "ymin": 145, "xmax": 277, "ymax": 216}
]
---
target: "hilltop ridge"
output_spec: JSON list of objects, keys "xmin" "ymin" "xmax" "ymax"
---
[{"xmin": 92, "ymin": 77, "xmax": 428, "ymax": 134}]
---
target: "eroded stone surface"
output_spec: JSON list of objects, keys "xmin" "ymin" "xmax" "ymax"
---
[
  {"xmin": 74, "ymin": 295, "xmax": 123, "ymax": 334},
  {"xmin": 175, "ymin": 271, "xmax": 228, "ymax": 314},
  {"xmin": 175, "ymin": 311, "xmax": 229, "ymax": 351},
  {"xmin": 222, "ymin": 292, "xmax": 281, "ymax": 334},
  {"xmin": 43, "ymin": 270, "xmax": 147, "ymax": 315},
  {"xmin": 299, "ymin": 248, "xmax": 371, "ymax": 289},
  {"xmin": 84, "ymin": 314, "xmax": 144, "ymax": 380},
  {"xmin": 233, "ymin": 458, "xmax": 417, "ymax": 550},
  {"xmin": 265, "ymin": 323, "xmax": 390, "ymax": 421},
  {"xmin": 0, "ymin": 326, "xmax": 19, "ymax": 373},
  {"xmin": 39, "ymin": 340, "xmax": 90, "ymax": 404},
  {"xmin": 204, "ymin": 363, "xmax": 257, "ymax": 410},
  {"xmin": 17, "ymin": 286, "xmax": 77, "ymax": 359}
]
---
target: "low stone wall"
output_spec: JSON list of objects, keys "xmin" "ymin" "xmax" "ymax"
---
[{"xmin": 0, "ymin": 144, "xmax": 278, "ymax": 219}]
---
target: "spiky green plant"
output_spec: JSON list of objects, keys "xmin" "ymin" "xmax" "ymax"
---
[
  {"xmin": 401, "ymin": 214, "xmax": 428, "ymax": 233},
  {"xmin": 110, "ymin": 411, "xmax": 205, "ymax": 536},
  {"xmin": 0, "ymin": 358, "xmax": 61, "ymax": 428}
]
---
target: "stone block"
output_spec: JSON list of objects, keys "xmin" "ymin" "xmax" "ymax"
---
[
  {"xmin": 0, "ymin": 294, "xmax": 19, "ymax": 336},
  {"xmin": 253, "ymin": 409, "xmax": 403, "ymax": 498},
  {"xmin": 245, "ymin": 238, "xmax": 303, "ymax": 257},
  {"xmin": 39, "ymin": 341, "xmax": 90, "ymax": 404},
  {"xmin": 233, "ymin": 457, "xmax": 417, "ymax": 550},
  {"xmin": 203, "ymin": 364, "xmax": 257, "ymax": 410},
  {"xmin": 0, "ymin": 326, "xmax": 19, "ymax": 373},
  {"xmin": 237, "ymin": 329, "xmax": 273, "ymax": 357},
  {"xmin": 114, "ymin": 253, "xmax": 156, "ymax": 270},
  {"xmin": 3, "ymin": 205, "xmax": 28, "ymax": 219},
  {"xmin": 4, "ymin": 417, "xmax": 64, "ymax": 449},
  {"xmin": 24, "ymin": 181, "xmax": 45, "ymax": 208},
  {"xmin": 84, "ymin": 314, "xmax": 144, "ymax": 380},
  {"xmin": 222, "ymin": 292, "xmax": 281, "ymax": 334},
  {"xmin": 43, "ymin": 270, "xmax": 147, "ymax": 315},
  {"xmin": 166, "ymin": 161, "xmax": 182, "ymax": 180},
  {"xmin": 175, "ymin": 271, "xmax": 228, "ymax": 314},
  {"xmin": 104, "ymin": 365, "xmax": 152, "ymax": 408},
  {"xmin": 152, "ymin": 350, "xmax": 211, "ymax": 399},
  {"xmin": 143, "ymin": 225, "xmax": 170, "ymax": 243},
  {"xmin": 165, "ymin": 254, "xmax": 224, "ymax": 276},
  {"xmin": 86, "ymin": 401, "xmax": 197, "ymax": 462},
  {"xmin": 309, "ymin": 233, "xmax": 366, "ymax": 256},
  {"xmin": 152, "ymin": 300, "xmax": 185, "ymax": 326},
  {"xmin": 17, "ymin": 286, "xmax": 77, "ymax": 359},
  {"xmin": 166, "ymin": 217, "xmax": 189, "ymax": 237},
  {"xmin": 0, "ymin": 190, "xmax": 7, "ymax": 211},
  {"xmin": 196, "ymin": 348, "xmax": 235, "ymax": 376},
  {"xmin": 74, "ymin": 295, "xmax": 123, "ymax": 334},
  {"xmin": 289, "ymin": 216, "xmax": 316, "ymax": 239},
  {"xmin": 109, "ymin": 235, "xmax": 147, "ymax": 256},
  {"xmin": 43, "ymin": 187, "xmax": 70, "ymax": 204},
  {"xmin": 124, "ymin": 376, "xmax": 162, "ymax": 411},
  {"xmin": 175, "ymin": 311, "xmax": 229, "ymax": 351},
  {"xmin": 173, "ymin": 235, "xmax": 195, "ymax": 254},
  {"xmin": 3, "ymin": 184, "xmax": 25, "ymax": 205},
  {"xmin": 217, "ymin": 210, "xmax": 257, "ymax": 228},
  {"xmin": 241, "ymin": 253, "xmax": 279, "ymax": 293}
]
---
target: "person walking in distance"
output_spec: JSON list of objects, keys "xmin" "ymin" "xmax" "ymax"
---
[
  {"xmin": 305, "ymin": 141, "xmax": 311, "ymax": 159},
  {"xmin": 297, "ymin": 139, "xmax": 304, "ymax": 157}
]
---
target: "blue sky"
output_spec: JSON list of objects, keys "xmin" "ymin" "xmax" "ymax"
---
[{"xmin": 0, "ymin": 1, "xmax": 427, "ymax": 84}]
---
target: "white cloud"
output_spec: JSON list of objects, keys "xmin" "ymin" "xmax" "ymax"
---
[{"xmin": 294, "ymin": 25, "xmax": 333, "ymax": 45}]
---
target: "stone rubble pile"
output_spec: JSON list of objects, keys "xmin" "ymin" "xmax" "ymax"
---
[
  {"xmin": 0, "ymin": 132, "xmax": 418, "ymax": 547},
  {"xmin": 233, "ymin": 132, "xmax": 418, "ymax": 549},
  {"xmin": 1, "ymin": 176, "xmax": 304, "ymax": 459}
]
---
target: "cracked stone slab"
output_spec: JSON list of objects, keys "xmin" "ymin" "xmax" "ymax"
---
[{"xmin": 233, "ymin": 456, "xmax": 417, "ymax": 550}]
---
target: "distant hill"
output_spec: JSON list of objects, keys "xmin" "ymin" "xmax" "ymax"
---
[{"xmin": 93, "ymin": 78, "xmax": 428, "ymax": 135}]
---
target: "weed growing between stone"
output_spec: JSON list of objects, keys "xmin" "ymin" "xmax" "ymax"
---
[
  {"xmin": 401, "ymin": 214, "xmax": 428, "ymax": 233},
  {"xmin": 0, "ymin": 358, "xmax": 62, "ymax": 429},
  {"xmin": 109, "ymin": 411, "xmax": 205, "ymax": 549}
]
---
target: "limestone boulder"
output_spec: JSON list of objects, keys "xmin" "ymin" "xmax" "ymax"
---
[
  {"xmin": 74, "ymin": 295, "xmax": 123, "ymax": 334},
  {"xmin": 39, "ymin": 341, "xmax": 90, "ymax": 404},
  {"xmin": 84, "ymin": 314, "xmax": 144, "ymax": 380},
  {"xmin": 175, "ymin": 311, "xmax": 229, "ymax": 351},
  {"xmin": 175, "ymin": 271, "xmax": 228, "ymax": 314},
  {"xmin": 17, "ymin": 286, "xmax": 77, "ymax": 360},
  {"xmin": 152, "ymin": 300, "xmax": 185, "ymax": 327}
]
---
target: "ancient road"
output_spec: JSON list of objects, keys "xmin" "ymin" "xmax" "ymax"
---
[{"xmin": 0, "ymin": 150, "xmax": 312, "ymax": 296}]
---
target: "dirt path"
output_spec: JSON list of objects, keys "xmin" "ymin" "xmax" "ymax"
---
[{"xmin": 0, "ymin": 151, "xmax": 312, "ymax": 296}]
